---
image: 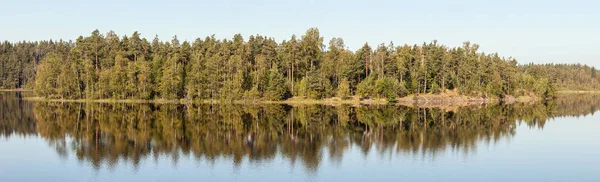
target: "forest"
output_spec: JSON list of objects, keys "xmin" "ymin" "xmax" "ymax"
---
[{"xmin": 1, "ymin": 28, "xmax": 595, "ymax": 101}]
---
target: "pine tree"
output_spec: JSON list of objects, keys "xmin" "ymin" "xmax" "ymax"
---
[
  {"xmin": 186, "ymin": 52, "xmax": 206, "ymax": 100},
  {"xmin": 265, "ymin": 65, "xmax": 288, "ymax": 101},
  {"xmin": 34, "ymin": 53, "xmax": 61, "ymax": 98},
  {"xmin": 159, "ymin": 54, "xmax": 182, "ymax": 99},
  {"xmin": 5, "ymin": 28, "xmax": 576, "ymax": 101},
  {"xmin": 356, "ymin": 43, "xmax": 372, "ymax": 76},
  {"xmin": 220, "ymin": 55, "xmax": 244, "ymax": 100},
  {"xmin": 109, "ymin": 53, "xmax": 128, "ymax": 99},
  {"xmin": 136, "ymin": 59, "xmax": 152, "ymax": 99},
  {"xmin": 339, "ymin": 50, "xmax": 362, "ymax": 94},
  {"xmin": 56, "ymin": 61, "xmax": 79, "ymax": 99}
]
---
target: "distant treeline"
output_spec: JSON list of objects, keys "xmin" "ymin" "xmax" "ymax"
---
[
  {"xmin": 521, "ymin": 63, "xmax": 600, "ymax": 91},
  {"xmin": 1, "ymin": 28, "xmax": 593, "ymax": 101}
]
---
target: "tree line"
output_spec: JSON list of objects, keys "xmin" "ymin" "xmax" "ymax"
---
[
  {"xmin": 3, "ymin": 28, "xmax": 592, "ymax": 101},
  {"xmin": 521, "ymin": 63, "xmax": 600, "ymax": 91}
]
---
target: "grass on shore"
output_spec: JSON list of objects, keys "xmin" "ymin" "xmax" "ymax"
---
[
  {"xmin": 20, "ymin": 91, "xmax": 536, "ymax": 107},
  {"xmin": 557, "ymin": 90, "xmax": 600, "ymax": 94},
  {"xmin": 5, "ymin": 89, "xmax": 594, "ymax": 108},
  {"xmin": 0, "ymin": 89, "xmax": 33, "ymax": 92}
]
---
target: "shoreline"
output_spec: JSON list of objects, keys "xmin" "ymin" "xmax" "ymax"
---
[
  {"xmin": 0, "ymin": 89, "xmax": 33, "ymax": 92},
  {"xmin": 557, "ymin": 90, "xmax": 600, "ymax": 94},
  {"xmin": 11, "ymin": 89, "xmax": 596, "ymax": 107},
  {"xmin": 396, "ymin": 93, "xmax": 540, "ymax": 108},
  {"xmin": 19, "ymin": 94, "xmax": 541, "ymax": 108},
  {"xmin": 3, "ymin": 89, "xmax": 592, "ymax": 106}
]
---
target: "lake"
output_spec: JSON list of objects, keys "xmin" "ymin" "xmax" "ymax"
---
[{"xmin": 1, "ymin": 92, "xmax": 599, "ymax": 182}]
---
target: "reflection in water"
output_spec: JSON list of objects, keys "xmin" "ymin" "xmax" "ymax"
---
[
  {"xmin": 0, "ymin": 92, "xmax": 36, "ymax": 138},
  {"xmin": 2, "ymin": 92, "xmax": 600, "ymax": 173}
]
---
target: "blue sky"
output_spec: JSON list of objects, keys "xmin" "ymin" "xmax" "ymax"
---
[{"xmin": 1, "ymin": 0, "xmax": 599, "ymax": 67}]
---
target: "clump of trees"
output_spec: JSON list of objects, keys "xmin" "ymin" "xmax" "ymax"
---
[
  {"xmin": 521, "ymin": 63, "xmax": 600, "ymax": 91},
  {"xmin": 0, "ymin": 28, "xmax": 574, "ymax": 101}
]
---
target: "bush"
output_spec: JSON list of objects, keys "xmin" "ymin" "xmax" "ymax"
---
[
  {"xmin": 336, "ymin": 79, "xmax": 351, "ymax": 99},
  {"xmin": 357, "ymin": 76, "xmax": 375, "ymax": 98},
  {"xmin": 375, "ymin": 77, "xmax": 400, "ymax": 101}
]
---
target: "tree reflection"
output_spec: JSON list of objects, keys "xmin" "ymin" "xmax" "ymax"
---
[
  {"xmin": 2, "ymin": 92, "xmax": 600, "ymax": 172},
  {"xmin": 0, "ymin": 92, "xmax": 36, "ymax": 138}
]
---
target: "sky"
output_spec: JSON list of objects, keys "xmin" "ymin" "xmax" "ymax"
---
[{"xmin": 1, "ymin": 0, "xmax": 599, "ymax": 67}]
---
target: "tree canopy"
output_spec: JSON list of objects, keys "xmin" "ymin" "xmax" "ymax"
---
[{"xmin": 1, "ymin": 28, "xmax": 589, "ymax": 101}]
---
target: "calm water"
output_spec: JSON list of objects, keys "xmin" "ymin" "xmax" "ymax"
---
[{"xmin": 1, "ymin": 92, "xmax": 599, "ymax": 182}]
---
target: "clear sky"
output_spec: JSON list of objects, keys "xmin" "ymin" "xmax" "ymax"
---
[{"xmin": 1, "ymin": 0, "xmax": 599, "ymax": 67}]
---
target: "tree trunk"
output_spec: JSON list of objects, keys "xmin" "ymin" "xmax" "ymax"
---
[
  {"xmin": 442, "ymin": 76, "xmax": 445, "ymax": 91},
  {"xmin": 291, "ymin": 60, "xmax": 294, "ymax": 94},
  {"xmin": 424, "ymin": 76, "xmax": 427, "ymax": 93},
  {"xmin": 365, "ymin": 57, "xmax": 368, "ymax": 76},
  {"xmin": 95, "ymin": 47, "xmax": 99, "ymax": 70}
]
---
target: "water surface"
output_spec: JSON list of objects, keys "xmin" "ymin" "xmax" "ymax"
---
[{"xmin": 1, "ymin": 92, "xmax": 599, "ymax": 181}]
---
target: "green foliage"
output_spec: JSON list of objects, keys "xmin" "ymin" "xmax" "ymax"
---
[
  {"xmin": 135, "ymin": 60, "xmax": 153, "ymax": 99},
  {"xmin": 159, "ymin": 55, "xmax": 182, "ymax": 99},
  {"xmin": 34, "ymin": 53, "xmax": 61, "ymax": 98},
  {"xmin": 109, "ymin": 54, "xmax": 128, "ymax": 99},
  {"xmin": 522, "ymin": 63, "xmax": 599, "ymax": 91},
  {"xmin": 185, "ymin": 52, "xmax": 207, "ymax": 100},
  {"xmin": 56, "ymin": 61, "xmax": 80, "ymax": 99},
  {"xmin": 34, "ymin": 53, "xmax": 79, "ymax": 99},
  {"xmin": 305, "ymin": 70, "xmax": 325, "ymax": 99},
  {"xmin": 336, "ymin": 79, "xmax": 351, "ymax": 99},
  {"xmin": 5, "ymin": 29, "xmax": 579, "ymax": 102},
  {"xmin": 220, "ymin": 55, "xmax": 245, "ymax": 101},
  {"xmin": 307, "ymin": 74, "xmax": 333, "ymax": 99},
  {"xmin": 96, "ymin": 69, "xmax": 111, "ymax": 98},
  {"xmin": 374, "ymin": 77, "xmax": 402, "ymax": 101},
  {"xmin": 357, "ymin": 75, "xmax": 375, "ymax": 98},
  {"xmin": 357, "ymin": 76, "xmax": 405, "ymax": 100},
  {"xmin": 296, "ymin": 78, "xmax": 308, "ymax": 97},
  {"xmin": 264, "ymin": 66, "xmax": 289, "ymax": 101},
  {"xmin": 431, "ymin": 81, "xmax": 441, "ymax": 94}
]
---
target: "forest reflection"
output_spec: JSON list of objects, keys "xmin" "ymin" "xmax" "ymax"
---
[{"xmin": 2, "ymin": 92, "xmax": 600, "ymax": 172}]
